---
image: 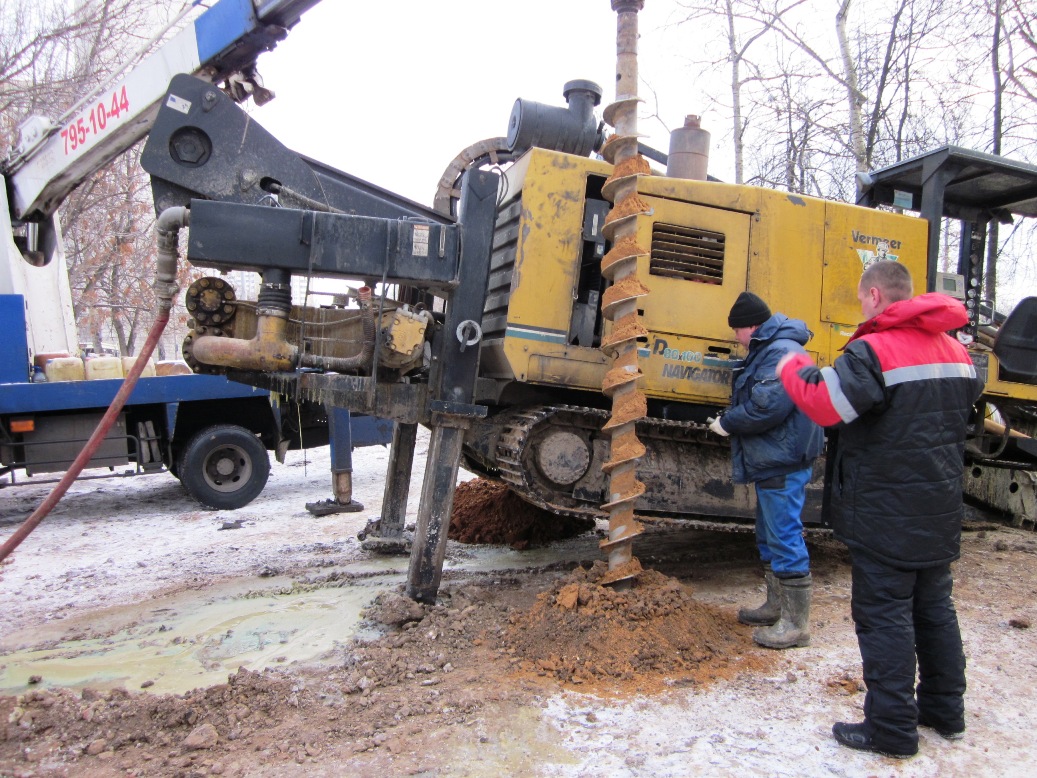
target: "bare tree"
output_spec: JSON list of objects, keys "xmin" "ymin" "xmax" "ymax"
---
[
  {"xmin": 0, "ymin": 1, "xmax": 157, "ymax": 146},
  {"xmin": 833, "ymin": 0, "xmax": 867, "ymax": 169},
  {"xmin": 976, "ymin": 0, "xmax": 1037, "ymax": 314},
  {"xmin": 983, "ymin": 0, "xmax": 1006, "ymax": 307},
  {"xmin": 62, "ymin": 145, "xmax": 157, "ymax": 355},
  {"xmin": 663, "ymin": 0, "xmax": 1036, "ymax": 313},
  {"xmin": 2, "ymin": 0, "xmax": 199, "ymax": 356},
  {"xmin": 1002, "ymin": 0, "xmax": 1037, "ymax": 107},
  {"xmin": 675, "ymin": 0, "xmax": 810, "ymax": 183}
]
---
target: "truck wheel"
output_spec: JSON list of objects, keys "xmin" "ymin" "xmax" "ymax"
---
[{"xmin": 178, "ymin": 425, "xmax": 270, "ymax": 510}]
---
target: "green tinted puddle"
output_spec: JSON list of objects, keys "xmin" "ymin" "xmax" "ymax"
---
[
  {"xmin": 0, "ymin": 570, "xmax": 403, "ymax": 696},
  {"xmin": 0, "ymin": 537, "xmax": 601, "ymax": 697}
]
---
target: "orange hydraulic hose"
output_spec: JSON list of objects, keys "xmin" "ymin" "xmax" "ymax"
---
[
  {"xmin": 0, "ymin": 206, "xmax": 186, "ymax": 563},
  {"xmin": 0, "ymin": 311, "xmax": 170, "ymax": 562}
]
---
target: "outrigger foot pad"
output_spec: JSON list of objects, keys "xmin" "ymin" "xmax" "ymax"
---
[
  {"xmin": 360, "ymin": 535, "xmax": 413, "ymax": 555},
  {"xmin": 357, "ymin": 517, "xmax": 413, "ymax": 555},
  {"xmin": 306, "ymin": 499, "xmax": 365, "ymax": 516}
]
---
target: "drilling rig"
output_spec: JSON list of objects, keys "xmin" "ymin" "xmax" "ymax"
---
[{"xmin": 137, "ymin": 1, "xmax": 1037, "ymax": 602}]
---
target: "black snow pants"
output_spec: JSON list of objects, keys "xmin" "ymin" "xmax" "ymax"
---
[{"xmin": 850, "ymin": 550, "xmax": 966, "ymax": 754}]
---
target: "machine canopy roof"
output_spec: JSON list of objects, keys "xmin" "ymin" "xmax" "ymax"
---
[{"xmin": 858, "ymin": 145, "xmax": 1037, "ymax": 222}]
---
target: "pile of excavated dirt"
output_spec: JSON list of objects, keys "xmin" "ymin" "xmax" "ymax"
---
[
  {"xmin": 448, "ymin": 478, "xmax": 595, "ymax": 549},
  {"xmin": 0, "ymin": 580, "xmax": 516, "ymax": 775},
  {"xmin": 505, "ymin": 561, "xmax": 773, "ymax": 692},
  {"xmin": 0, "ymin": 567, "xmax": 775, "ymax": 775}
]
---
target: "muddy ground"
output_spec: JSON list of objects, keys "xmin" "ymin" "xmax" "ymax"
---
[{"xmin": 1, "ymin": 434, "xmax": 1036, "ymax": 777}]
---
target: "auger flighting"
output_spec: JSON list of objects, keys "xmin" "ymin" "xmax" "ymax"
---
[{"xmin": 598, "ymin": 0, "xmax": 652, "ymax": 588}]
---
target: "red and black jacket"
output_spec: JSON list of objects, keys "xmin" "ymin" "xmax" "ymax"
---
[{"xmin": 778, "ymin": 294, "xmax": 984, "ymax": 568}]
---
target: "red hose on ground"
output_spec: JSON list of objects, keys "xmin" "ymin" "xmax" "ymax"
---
[{"xmin": 0, "ymin": 309, "xmax": 170, "ymax": 563}]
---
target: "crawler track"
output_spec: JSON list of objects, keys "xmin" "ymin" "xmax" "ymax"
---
[{"xmin": 484, "ymin": 404, "xmax": 755, "ymax": 523}]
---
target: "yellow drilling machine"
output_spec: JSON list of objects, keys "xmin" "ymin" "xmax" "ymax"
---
[{"xmin": 139, "ymin": 7, "xmax": 1037, "ymax": 602}]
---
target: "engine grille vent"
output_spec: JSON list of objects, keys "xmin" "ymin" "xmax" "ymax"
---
[
  {"xmin": 650, "ymin": 223, "xmax": 725, "ymax": 284},
  {"xmin": 480, "ymin": 198, "xmax": 522, "ymax": 340}
]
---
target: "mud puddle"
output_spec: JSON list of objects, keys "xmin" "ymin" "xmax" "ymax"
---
[
  {"xmin": 0, "ymin": 574, "xmax": 395, "ymax": 696},
  {"xmin": 0, "ymin": 536, "xmax": 608, "ymax": 697}
]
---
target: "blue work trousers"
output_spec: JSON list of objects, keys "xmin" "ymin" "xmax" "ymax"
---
[
  {"xmin": 754, "ymin": 466, "xmax": 811, "ymax": 578},
  {"xmin": 851, "ymin": 551, "xmax": 966, "ymax": 754}
]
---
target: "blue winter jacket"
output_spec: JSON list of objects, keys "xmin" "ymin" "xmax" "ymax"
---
[{"xmin": 721, "ymin": 314, "xmax": 824, "ymax": 484}]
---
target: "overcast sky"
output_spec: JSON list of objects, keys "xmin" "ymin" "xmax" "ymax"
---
[{"xmin": 250, "ymin": 0, "xmax": 727, "ymax": 206}]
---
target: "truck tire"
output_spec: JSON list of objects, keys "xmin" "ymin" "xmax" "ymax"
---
[{"xmin": 178, "ymin": 424, "xmax": 270, "ymax": 510}]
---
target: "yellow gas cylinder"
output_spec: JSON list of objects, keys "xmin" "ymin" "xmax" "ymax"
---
[
  {"xmin": 85, "ymin": 356, "xmax": 123, "ymax": 380},
  {"xmin": 122, "ymin": 356, "xmax": 156, "ymax": 377},
  {"xmin": 45, "ymin": 357, "xmax": 86, "ymax": 382}
]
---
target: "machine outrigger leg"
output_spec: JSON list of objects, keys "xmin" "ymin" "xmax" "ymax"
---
[
  {"xmin": 404, "ymin": 174, "xmax": 497, "ymax": 600},
  {"xmin": 359, "ymin": 421, "xmax": 418, "ymax": 553},
  {"xmin": 407, "ymin": 421, "xmax": 470, "ymax": 601}
]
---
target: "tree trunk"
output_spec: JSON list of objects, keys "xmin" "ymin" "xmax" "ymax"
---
[
  {"xmin": 836, "ymin": 0, "xmax": 867, "ymax": 171},
  {"xmin": 726, "ymin": 0, "xmax": 745, "ymax": 184},
  {"xmin": 985, "ymin": 0, "xmax": 1003, "ymax": 311}
]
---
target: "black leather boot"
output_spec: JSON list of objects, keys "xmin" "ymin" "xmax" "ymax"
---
[{"xmin": 832, "ymin": 721, "xmax": 917, "ymax": 759}]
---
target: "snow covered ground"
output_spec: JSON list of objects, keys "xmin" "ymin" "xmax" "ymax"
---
[{"xmin": 2, "ymin": 432, "xmax": 1036, "ymax": 777}]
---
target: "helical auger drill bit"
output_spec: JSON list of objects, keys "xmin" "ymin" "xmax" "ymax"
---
[{"xmin": 598, "ymin": 0, "xmax": 651, "ymax": 589}]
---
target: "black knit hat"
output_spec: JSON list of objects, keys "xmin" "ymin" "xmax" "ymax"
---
[{"xmin": 728, "ymin": 291, "xmax": 771, "ymax": 328}]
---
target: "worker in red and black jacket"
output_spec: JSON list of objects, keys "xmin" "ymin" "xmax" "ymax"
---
[{"xmin": 776, "ymin": 260, "xmax": 984, "ymax": 760}]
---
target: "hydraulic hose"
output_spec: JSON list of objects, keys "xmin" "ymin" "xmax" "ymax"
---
[
  {"xmin": 0, "ymin": 207, "xmax": 188, "ymax": 563},
  {"xmin": 298, "ymin": 286, "xmax": 376, "ymax": 372}
]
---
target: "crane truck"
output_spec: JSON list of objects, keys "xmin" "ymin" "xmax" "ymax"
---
[{"xmin": 0, "ymin": 0, "xmax": 391, "ymax": 510}]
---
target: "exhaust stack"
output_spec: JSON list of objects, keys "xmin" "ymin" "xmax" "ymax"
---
[{"xmin": 667, "ymin": 114, "xmax": 710, "ymax": 180}]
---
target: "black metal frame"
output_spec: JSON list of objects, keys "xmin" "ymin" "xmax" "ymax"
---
[
  {"xmin": 856, "ymin": 146, "xmax": 1037, "ymax": 324},
  {"xmin": 141, "ymin": 76, "xmax": 501, "ymax": 600}
]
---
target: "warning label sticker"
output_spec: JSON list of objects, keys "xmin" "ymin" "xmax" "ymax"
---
[{"xmin": 413, "ymin": 224, "xmax": 429, "ymax": 257}]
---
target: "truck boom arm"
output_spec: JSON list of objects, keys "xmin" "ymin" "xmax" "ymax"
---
[{"xmin": 2, "ymin": 0, "xmax": 323, "ymax": 224}]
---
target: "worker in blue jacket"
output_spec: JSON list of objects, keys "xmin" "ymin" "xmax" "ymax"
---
[{"xmin": 709, "ymin": 291, "xmax": 824, "ymax": 649}]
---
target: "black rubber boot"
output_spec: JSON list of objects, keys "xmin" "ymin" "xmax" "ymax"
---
[
  {"xmin": 738, "ymin": 567, "xmax": 780, "ymax": 626},
  {"xmin": 753, "ymin": 573, "xmax": 811, "ymax": 649}
]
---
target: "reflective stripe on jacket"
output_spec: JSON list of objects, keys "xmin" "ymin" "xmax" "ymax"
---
[{"xmin": 779, "ymin": 294, "xmax": 985, "ymax": 567}]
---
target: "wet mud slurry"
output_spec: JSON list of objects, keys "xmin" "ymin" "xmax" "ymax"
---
[{"xmin": 0, "ymin": 576, "xmax": 392, "ymax": 696}]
